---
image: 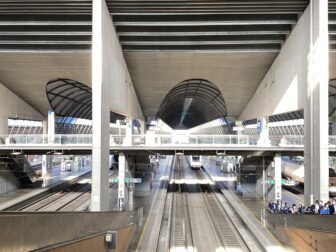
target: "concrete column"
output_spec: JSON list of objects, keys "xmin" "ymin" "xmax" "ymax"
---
[
  {"xmin": 257, "ymin": 117, "xmax": 270, "ymax": 146},
  {"xmin": 262, "ymin": 157, "xmax": 267, "ymax": 201},
  {"xmin": 42, "ymin": 119, "xmax": 48, "ymax": 135},
  {"xmin": 118, "ymin": 153, "xmax": 126, "ymax": 210},
  {"xmin": 140, "ymin": 120, "xmax": 145, "ymax": 135},
  {"xmin": 274, "ymin": 155, "xmax": 282, "ymax": 202},
  {"xmin": 90, "ymin": 0, "xmax": 111, "ymax": 211},
  {"xmin": 124, "ymin": 117, "xmax": 133, "ymax": 145},
  {"xmin": 47, "ymin": 111, "xmax": 55, "ymax": 143},
  {"xmin": 74, "ymin": 156, "xmax": 79, "ymax": 172},
  {"xmin": 128, "ymin": 183, "xmax": 135, "ymax": 211},
  {"xmin": 0, "ymin": 117, "xmax": 8, "ymax": 135},
  {"xmin": 42, "ymin": 155, "xmax": 52, "ymax": 178},
  {"xmin": 304, "ymin": 0, "xmax": 329, "ymax": 205},
  {"xmin": 146, "ymin": 129, "xmax": 155, "ymax": 145}
]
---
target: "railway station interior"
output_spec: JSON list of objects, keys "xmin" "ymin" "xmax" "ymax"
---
[{"xmin": 0, "ymin": 0, "xmax": 336, "ymax": 251}]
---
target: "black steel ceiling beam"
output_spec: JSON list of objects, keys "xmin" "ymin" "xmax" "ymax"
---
[
  {"xmin": 112, "ymin": 13, "xmax": 298, "ymax": 24},
  {"xmin": 122, "ymin": 43, "xmax": 281, "ymax": 51}
]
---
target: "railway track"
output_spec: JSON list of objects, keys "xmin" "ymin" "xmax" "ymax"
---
[
  {"xmin": 198, "ymin": 182, "xmax": 248, "ymax": 251},
  {"xmin": 11, "ymin": 171, "xmax": 117, "ymax": 212},
  {"xmin": 283, "ymin": 184, "xmax": 304, "ymax": 194},
  {"xmin": 157, "ymin": 156, "xmax": 250, "ymax": 251},
  {"xmin": 157, "ymin": 156, "xmax": 194, "ymax": 252}
]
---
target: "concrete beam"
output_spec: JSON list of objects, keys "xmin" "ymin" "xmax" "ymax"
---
[
  {"xmin": 0, "ymin": 81, "xmax": 43, "ymax": 135},
  {"xmin": 239, "ymin": 8, "xmax": 310, "ymax": 120}
]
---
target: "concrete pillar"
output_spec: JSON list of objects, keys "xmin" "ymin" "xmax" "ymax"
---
[
  {"xmin": 74, "ymin": 156, "xmax": 79, "ymax": 172},
  {"xmin": 0, "ymin": 117, "xmax": 8, "ymax": 135},
  {"xmin": 118, "ymin": 153, "xmax": 126, "ymax": 210},
  {"xmin": 47, "ymin": 111, "xmax": 55, "ymax": 143},
  {"xmin": 274, "ymin": 155, "xmax": 282, "ymax": 202},
  {"xmin": 304, "ymin": 0, "xmax": 329, "ymax": 205},
  {"xmin": 90, "ymin": 0, "xmax": 111, "ymax": 211},
  {"xmin": 262, "ymin": 157, "xmax": 267, "ymax": 201},
  {"xmin": 128, "ymin": 183, "xmax": 135, "ymax": 211},
  {"xmin": 257, "ymin": 117, "xmax": 270, "ymax": 146},
  {"xmin": 42, "ymin": 155, "xmax": 52, "ymax": 178},
  {"xmin": 146, "ymin": 129, "xmax": 155, "ymax": 145},
  {"xmin": 124, "ymin": 117, "xmax": 133, "ymax": 145},
  {"xmin": 140, "ymin": 120, "xmax": 145, "ymax": 135},
  {"xmin": 42, "ymin": 119, "xmax": 48, "ymax": 135}
]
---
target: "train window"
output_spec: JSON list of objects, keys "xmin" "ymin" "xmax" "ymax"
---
[
  {"xmin": 329, "ymin": 168, "xmax": 336, "ymax": 177},
  {"xmin": 192, "ymin": 156, "xmax": 200, "ymax": 161}
]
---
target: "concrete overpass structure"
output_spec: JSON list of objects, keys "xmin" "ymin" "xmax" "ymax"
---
[{"xmin": 0, "ymin": 0, "xmax": 334, "ymax": 209}]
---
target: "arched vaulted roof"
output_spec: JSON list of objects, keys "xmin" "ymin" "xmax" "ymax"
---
[
  {"xmin": 46, "ymin": 78, "xmax": 125, "ymax": 123},
  {"xmin": 156, "ymin": 79, "xmax": 227, "ymax": 129}
]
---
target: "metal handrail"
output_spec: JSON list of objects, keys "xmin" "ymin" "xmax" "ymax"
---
[{"xmin": 0, "ymin": 134, "xmax": 333, "ymax": 148}]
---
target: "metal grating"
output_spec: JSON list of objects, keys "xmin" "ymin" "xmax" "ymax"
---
[
  {"xmin": 46, "ymin": 78, "xmax": 126, "ymax": 123},
  {"xmin": 156, "ymin": 79, "xmax": 227, "ymax": 129}
]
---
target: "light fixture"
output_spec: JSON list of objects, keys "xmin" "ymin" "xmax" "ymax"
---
[
  {"xmin": 10, "ymin": 150, "xmax": 23, "ymax": 155},
  {"xmin": 53, "ymin": 150, "xmax": 64, "ymax": 155}
]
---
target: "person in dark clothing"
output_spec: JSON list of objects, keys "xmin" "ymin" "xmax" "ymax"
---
[{"xmin": 329, "ymin": 199, "xmax": 336, "ymax": 214}]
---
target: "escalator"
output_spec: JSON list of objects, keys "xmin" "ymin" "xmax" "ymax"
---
[{"xmin": 0, "ymin": 154, "xmax": 39, "ymax": 186}]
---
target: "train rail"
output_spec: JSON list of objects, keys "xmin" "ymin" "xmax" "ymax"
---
[
  {"xmin": 6, "ymin": 171, "xmax": 117, "ymax": 212},
  {"xmin": 198, "ymin": 182, "xmax": 248, "ymax": 250},
  {"xmin": 156, "ymin": 156, "xmax": 251, "ymax": 251}
]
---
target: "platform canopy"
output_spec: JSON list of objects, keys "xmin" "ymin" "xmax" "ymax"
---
[{"xmin": 0, "ymin": 1, "xmax": 335, "ymax": 120}]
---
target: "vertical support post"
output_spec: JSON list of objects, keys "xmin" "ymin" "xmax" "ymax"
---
[
  {"xmin": 304, "ymin": 0, "xmax": 329, "ymax": 205},
  {"xmin": 140, "ymin": 120, "xmax": 145, "ymax": 135},
  {"xmin": 128, "ymin": 183, "xmax": 135, "ymax": 211},
  {"xmin": 0, "ymin": 117, "xmax": 8, "ymax": 135},
  {"xmin": 42, "ymin": 155, "xmax": 52, "ymax": 186},
  {"xmin": 42, "ymin": 120, "xmax": 48, "ymax": 135},
  {"xmin": 47, "ymin": 111, "xmax": 55, "ymax": 144},
  {"xmin": 274, "ymin": 154, "xmax": 282, "ymax": 202},
  {"xmin": 257, "ymin": 117, "xmax": 270, "ymax": 146},
  {"xmin": 91, "ymin": 0, "xmax": 110, "ymax": 211},
  {"xmin": 118, "ymin": 153, "xmax": 126, "ymax": 210},
  {"xmin": 125, "ymin": 117, "xmax": 133, "ymax": 145},
  {"xmin": 262, "ymin": 157, "xmax": 267, "ymax": 201},
  {"xmin": 42, "ymin": 155, "xmax": 47, "ymax": 179}
]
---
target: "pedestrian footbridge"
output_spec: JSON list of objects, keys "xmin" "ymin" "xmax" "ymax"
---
[{"xmin": 1, "ymin": 134, "xmax": 336, "ymax": 155}]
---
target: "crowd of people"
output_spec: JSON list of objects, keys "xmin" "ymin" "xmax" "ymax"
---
[{"xmin": 267, "ymin": 199, "xmax": 336, "ymax": 215}]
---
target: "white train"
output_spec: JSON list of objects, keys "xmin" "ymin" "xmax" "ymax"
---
[
  {"xmin": 282, "ymin": 157, "xmax": 336, "ymax": 195},
  {"xmin": 190, "ymin": 155, "xmax": 202, "ymax": 169}
]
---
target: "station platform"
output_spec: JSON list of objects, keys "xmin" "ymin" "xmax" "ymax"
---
[
  {"xmin": 203, "ymin": 157, "xmax": 304, "ymax": 219},
  {"xmin": 0, "ymin": 163, "xmax": 91, "ymax": 211}
]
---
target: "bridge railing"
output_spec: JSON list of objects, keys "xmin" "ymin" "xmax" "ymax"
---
[
  {"xmin": 0, "ymin": 134, "xmax": 335, "ymax": 147},
  {"xmin": 0, "ymin": 134, "xmax": 299, "ymax": 147}
]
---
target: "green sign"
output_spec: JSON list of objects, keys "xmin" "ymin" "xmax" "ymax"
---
[
  {"xmin": 267, "ymin": 179, "xmax": 296, "ymax": 186},
  {"xmin": 112, "ymin": 178, "xmax": 142, "ymax": 183}
]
